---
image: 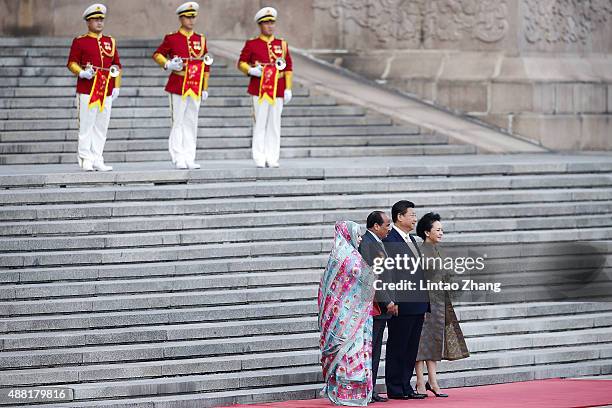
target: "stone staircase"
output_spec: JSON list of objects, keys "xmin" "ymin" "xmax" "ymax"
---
[
  {"xmin": 0, "ymin": 37, "xmax": 611, "ymax": 408},
  {"xmin": 1, "ymin": 156, "xmax": 612, "ymax": 407},
  {"xmin": 0, "ymin": 37, "xmax": 475, "ymax": 165}
]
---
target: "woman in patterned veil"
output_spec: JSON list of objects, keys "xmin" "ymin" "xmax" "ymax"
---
[{"xmin": 318, "ymin": 221, "xmax": 377, "ymax": 406}]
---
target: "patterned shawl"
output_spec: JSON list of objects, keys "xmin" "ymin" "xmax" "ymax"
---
[{"xmin": 317, "ymin": 221, "xmax": 376, "ymax": 406}]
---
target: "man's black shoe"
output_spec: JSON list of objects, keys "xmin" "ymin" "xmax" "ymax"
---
[
  {"xmin": 406, "ymin": 392, "xmax": 428, "ymax": 399},
  {"xmin": 386, "ymin": 394, "xmax": 409, "ymax": 400},
  {"xmin": 372, "ymin": 393, "xmax": 388, "ymax": 402}
]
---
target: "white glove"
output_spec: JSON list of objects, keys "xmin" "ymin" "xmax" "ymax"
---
[
  {"xmin": 201, "ymin": 91, "xmax": 209, "ymax": 101},
  {"xmin": 112, "ymin": 88, "xmax": 120, "ymax": 101},
  {"xmin": 79, "ymin": 68, "xmax": 94, "ymax": 80},
  {"xmin": 283, "ymin": 89, "xmax": 292, "ymax": 104},
  {"xmin": 248, "ymin": 65, "xmax": 262, "ymax": 77},
  {"xmin": 165, "ymin": 57, "xmax": 183, "ymax": 72}
]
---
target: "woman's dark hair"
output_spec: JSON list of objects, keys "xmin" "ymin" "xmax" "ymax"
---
[
  {"xmin": 391, "ymin": 200, "xmax": 415, "ymax": 222},
  {"xmin": 416, "ymin": 212, "xmax": 441, "ymax": 241}
]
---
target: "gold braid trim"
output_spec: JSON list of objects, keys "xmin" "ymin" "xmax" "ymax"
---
[
  {"xmin": 238, "ymin": 61, "xmax": 251, "ymax": 75},
  {"xmin": 68, "ymin": 61, "xmax": 82, "ymax": 76},
  {"xmin": 153, "ymin": 52, "xmax": 168, "ymax": 69}
]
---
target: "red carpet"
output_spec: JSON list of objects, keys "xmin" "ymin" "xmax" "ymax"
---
[{"xmin": 223, "ymin": 379, "xmax": 612, "ymax": 408}]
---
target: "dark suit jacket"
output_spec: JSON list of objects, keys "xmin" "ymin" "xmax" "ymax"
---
[
  {"xmin": 359, "ymin": 230, "xmax": 394, "ymax": 319},
  {"xmin": 382, "ymin": 228, "xmax": 430, "ymax": 316}
]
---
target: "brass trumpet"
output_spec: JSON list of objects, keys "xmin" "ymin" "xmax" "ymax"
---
[
  {"xmin": 275, "ymin": 57, "xmax": 287, "ymax": 70},
  {"xmin": 257, "ymin": 57, "xmax": 286, "ymax": 71},
  {"xmin": 174, "ymin": 53, "xmax": 214, "ymax": 67},
  {"xmin": 85, "ymin": 63, "xmax": 121, "ymax": 78}
]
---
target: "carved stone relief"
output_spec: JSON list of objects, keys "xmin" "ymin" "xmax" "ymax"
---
[
  {"xmin": 524, "ymin": 0, "xmax": 612, "ymax": 44},
  {"xmin": 313, "ymin": 0, "xmax": 509, "ymax": 43}
]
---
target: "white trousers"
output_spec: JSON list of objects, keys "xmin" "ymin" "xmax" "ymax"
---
[
  {"xmin": 252, "ymin": 96, "xmax": 283, "ymax": 166},
  {"xmin": 169, "ymin": 93, "xmax": 201, "ymax": 164},
  {"xmin": 77, "ymin": 93, "xmax": 112, "ymax": 163}
]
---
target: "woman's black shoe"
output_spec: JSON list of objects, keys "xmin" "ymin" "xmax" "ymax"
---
[{"xmin": 426, "ymin": 382, "xmax": 449, "ymax": 397}]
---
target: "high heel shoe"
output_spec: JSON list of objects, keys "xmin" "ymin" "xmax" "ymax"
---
[{"xmin": 426, "ymin": 382, "xmax": 448, "ymax": 397}]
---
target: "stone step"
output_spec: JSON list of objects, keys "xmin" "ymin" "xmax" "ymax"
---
[
  {"xmin": 1, "ymin": 144, "xmax": 423, "ymax": 162},
  {"xmin": 1, "ymin": 172, "xmax": 609, "ymax": 206},
  {"xmin": 2, "ymin": 187, "xmax": 610, "ymax": 222},
  {"xmin": 0, "ymin": 95, "xmax": 338, "ymax": 110},
  {"xmin": 0, "ymin": 255, "xmax": 606, "ymax": 302},
  {"xmin": 0, "ymin": 125, "xmax": 422, "ymax": 142},
  {"xmin": 1, "ymin": 201, "xmax": 611, "ymax": 238},
  {"xmin": 0, "ymin": 238, "xmax": 326, "ymax": 268},
  {"xmin": 2, "ymin": 214, "xmax": 612, "ymax": 253},
  {"xmin": 10, "ymin": 351, "xmax": 612, "ymax": 404},
  {"xmin": 0, "ymin": 56, "xmax": 232, "ymax": 68},
  {"xmin": 1, "ymin": 113, "xmax": 383, "ymax": 131},
  {"xmin": 0, "ymin": 135, "xmax": 440, "ymax": 155},
  {"xmin": 1, "ymin": 310, "xmax": 610, "ymax": 352},
  {"xmin": 0, "ymin": 86, "xmax": 310, "ymax": 98},
  {"xmin": 0, "ymin": 276, "xmax": 608, "ymax": 327},
  {"xmin": 0, "ymin": 105, "xmax": 367, "ymax": 120},
  {"xmin": 0, "ymin": 269, "xmax": 322, "ymax": 300},
  {"xmin": 1, "ymin": 339, "xmax": 610, "ymax": 391},
  {"xmin": 2, "ymin": 41, "xmax": 210, "ymax": 53},
  {"xmin": 0, "ymin": 282, "xmax": 318, "ymax": 320},
  {"xmin": 2, "ymin": 320, "xmax": 610, "ymax": 372},
  {"xmin": 2, "ymin": 256, "xmax": 610, "ymax": 305},
  {"xmin": 0, "ymin": 299, "xmax": 318, "ymax": 334},
  {"xmin": 4, "ymin": 264, "xmax": 609, "ymax": 315},
  {"xmin": 0, "ymin": 66, "xmax": 242, "ymax": 78},
  {"xmin": 0, "ymin": 261, "xmax": 610, "ymax": 315},
  {"xmin": 3, "ymin": 236, "xmax": 605, "ymax": 284},
  {"xmin": 0, "ymin": 298, "xmax": 605, "ymax": 334},
  {"xmin": 0, "ymin": 38, "xmax": 168, "ymax": 47},
  {"xmin": 1, "ymin": 157, "xmax": 611, "ymax": 187},
  {"xmin": 0, "ymin": 253, "xmax": 325, "ymax": 284},
  {"xmin": 8, "ymin": 356, "xmax": 609, "ymax": 408},
  {"xmin": 0, "ymin": 76, "xmax": 253, "ymax": 88},
  {"xmin": 0, "ymin": 144, "xmax": 477, "ymax": 165},
  {"xmin": 1, "ymin": 134, "xmax": 434, "ymax": 151},
  {"xmin": 1, "ymin": 43, "xmax": 227, "ymax": 52},
  {"xmin": 0, "ymin": 66, "xmax": 239, "ymax": 78},
  {"xmin": 0, "ymin": 315, "xmax": 319, "ymax": 350},
  {"xmin": 15, "ymin": 356, "xmax": 612, "ymax": 407},
  {"xmin": 4, "ymin": 297, "xmax": 610, "ymax": 329},
  {"xmin": 0, "ymin": 53, "xmax": 199, "ymax": 65},
  {"xmin": 3, "ymin": 226, "xmax": 611, "ymax": 268},
  {"xmin": 0, "ymin": 332, "xmax": 321, "ymax": 370}
]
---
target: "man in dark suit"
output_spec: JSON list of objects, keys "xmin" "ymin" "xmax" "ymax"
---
[
  {"xmin": 358, "ymin": 211, "xmax": 396, "ymax": 403},
  {"xmin": 382, "ymin": 200, "xmax": 430, "ymax": 400}
]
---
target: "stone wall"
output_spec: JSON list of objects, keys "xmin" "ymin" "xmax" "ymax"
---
[
  {"xmin": 0, "ymin": 0, "xmax": 316, "ymax": 47},
  {"xmin": 308, "ymin": 0, "xmax": 612, "ymax": 151},
  {"xmin": 1, "ymin": 0, "xmax": 610, "ymax": 150}
]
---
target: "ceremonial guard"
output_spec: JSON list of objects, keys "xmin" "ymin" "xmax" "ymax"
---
[
  {"xmin": 152, "ymin": 2, "xmax": 211, "ymax": 169},
  {"xmin": 238, "ymin": 7, "xmax": 293, "ymax": 168},
  {"xmin": 67, "ymin": 3, "xmax": 121, "ymax": 171}
]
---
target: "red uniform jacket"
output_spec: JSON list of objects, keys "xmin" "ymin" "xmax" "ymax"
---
[
  {"xmin": 238, "ymin": 35, "xmax": 293, "ymax": 97},
  {"xmin": 152, "ymin": 29, "xmax": 211, "ymax": 96},
  {"xmin": 67, "ymin": 33, "xmax": 121, "ymax": 96}
]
